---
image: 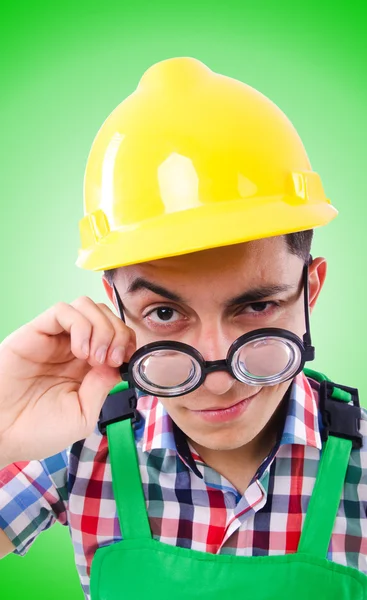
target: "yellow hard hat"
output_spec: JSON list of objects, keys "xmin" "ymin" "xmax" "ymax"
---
[{"xmin": 77, "ymin": 57, "xmax": 337, "ymax": 271}]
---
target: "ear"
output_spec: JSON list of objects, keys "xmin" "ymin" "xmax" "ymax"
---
[
  {"xmin": 308, "ymin": 257, "xmax": 327, "ymax": 312},
  {"xmin": 102, "ymin": 275, "xmax": 116, "ymax": 308}
]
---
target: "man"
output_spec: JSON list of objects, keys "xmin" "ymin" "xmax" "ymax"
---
[{"xmin": 0, "ymin": 57, "xmax": 366, "ymax": 599}]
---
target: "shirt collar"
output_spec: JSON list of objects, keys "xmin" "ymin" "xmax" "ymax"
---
[
  {"xmin": 136, "ymin": 371, "xmax": 322, "ymax": 468},
  {"xmin": 136, "ymin": 393, "xmax": 203, "ymax": 478},
  {"xmin": 279, "ymin": 371, "xmax": 322, "ymax": 450}
]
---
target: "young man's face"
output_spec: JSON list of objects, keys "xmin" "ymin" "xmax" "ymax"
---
[{"xmin": 104, "ymin": 236, "xmax": 326, "ymax": 454}]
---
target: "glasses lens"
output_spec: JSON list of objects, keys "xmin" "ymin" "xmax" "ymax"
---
[
  {"xmin": 132, "ymin": 349, "xmax": 202, "ymax": 396},
  {"xmin": 232, "ymin": 336, "xmax": 302, "ymax": 385}
]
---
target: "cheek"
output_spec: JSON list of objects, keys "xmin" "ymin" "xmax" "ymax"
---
[
  {"xmin": 286, "ymin": 301, "xmax": 307, "ymax": 338},
  {"xmin": 257, "ymin": 383, "xmax": 288, "ymax": 416},
  {"xmin": 269, "ymin": 310, "xmax": 306, "ymax": 350},
  {"xmin": 126, "ymin": 322, "xmax": 158, "ymax": 348},
  {"xmin": 252, "ymin": 381, "xmax": 292, "ymax": 437},
  {"xmin": 158, "ymin": 397, "xmax": 186, "ymax": 419}
]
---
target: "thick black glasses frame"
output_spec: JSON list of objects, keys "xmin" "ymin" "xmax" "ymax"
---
[{"xmin": 113, "ymin": 261, "xmax": 314, "ymax": 394}]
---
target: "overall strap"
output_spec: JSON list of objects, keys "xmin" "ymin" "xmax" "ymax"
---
[
  {"xmin": 107, "ymin": 417, "xmax": 152, "ymax": 540},
  {"xmin": 298, "ymin": 371, "xmax": 362, "ymax": 558},
  {"xmin": 297, "ymin": 435, "xmax": 352, "ymax": 558}
]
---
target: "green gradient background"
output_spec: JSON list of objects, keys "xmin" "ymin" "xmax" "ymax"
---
[{"xmin": 0, "ymin": 1, "xmax": 366, "ymax": 598}]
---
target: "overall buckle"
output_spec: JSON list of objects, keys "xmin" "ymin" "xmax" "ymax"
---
[
  {"xmin": 319, "ymin": 380, "xmax": 362, "ymax": 449},
  {"xmin": 98, "ymin": 388, "xmax": 138, "ymax": 435}
]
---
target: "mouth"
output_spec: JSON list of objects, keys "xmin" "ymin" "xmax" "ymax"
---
[{"xmin": 188, "ymin": 389, "xmax": 261, "ymax": 424}]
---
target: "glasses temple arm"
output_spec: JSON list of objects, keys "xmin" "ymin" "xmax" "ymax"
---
[
  {"xmin": 112, "ymin": 283, "xmax": 126, "ymax": 323},
  {"xmin": 303, "ymin": 257, "xmax": 315, "ymax": 360}
]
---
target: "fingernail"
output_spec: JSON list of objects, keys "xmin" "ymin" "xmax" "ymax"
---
[
  {"xmin": 111, "ymin": 346, "xmax": 125, "ymax": 365},
  {"xmin": 82, "ymin": 340, "xmax": 90, "ymax": 357},
  {"xmin": 95, "ymin": 346, "xmax": 108, "ymax": 364}
]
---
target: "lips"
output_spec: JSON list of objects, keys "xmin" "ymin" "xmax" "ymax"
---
[
  {"xmin": 187, "ymin": 391, "xmax": 260, "ymax": 424},
  {"xmin": 191, "ymin": 390, "xmax": 261, "ymax": 413}
]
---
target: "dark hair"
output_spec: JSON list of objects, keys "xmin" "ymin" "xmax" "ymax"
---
[
  {"xmin": 103, "ymin": 230, "xmax": 313, "ymax": 284},
  {"xmin": 284, "ymin": 229, "xmax": 313, "ymax": 263}
]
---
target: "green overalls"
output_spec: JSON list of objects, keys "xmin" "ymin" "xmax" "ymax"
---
[{"xmin": 90, "ymin": 370, "xmax": 367, "ymax": 599}]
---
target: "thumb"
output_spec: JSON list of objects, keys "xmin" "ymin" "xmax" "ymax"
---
[{"xmin": 78, "ymin": 365, "xmax": 122, "ymax": 432}]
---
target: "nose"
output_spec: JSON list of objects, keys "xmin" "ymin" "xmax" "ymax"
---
[
  {"xmin": 202, "ymin": 369, "xmax": 236, "ymax": 395},
  {"xmin": 195, "ymin": 329, "xmax": 236, "ymax": 396}
]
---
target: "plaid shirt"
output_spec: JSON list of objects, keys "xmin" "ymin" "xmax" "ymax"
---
[{"xmin": 1, "ymin": 372, "xmax": 367, "ymax": 600}]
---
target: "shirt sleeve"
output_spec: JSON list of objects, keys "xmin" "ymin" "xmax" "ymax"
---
[{"xmin": 0, "ymin": 450, "xmax": 69, "ymax": 556}]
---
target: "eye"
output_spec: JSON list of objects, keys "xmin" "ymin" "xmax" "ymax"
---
[
  {"xmin": 145, "ymin": 306, "xmax": 181, "ymax": 324},
  {"xmin": 247, "ymin": 302, "xmax": 272, "ymax": 312},
  {"xmin": 240, "ymin": 301, "xmax": 279, "ymax": 316}
]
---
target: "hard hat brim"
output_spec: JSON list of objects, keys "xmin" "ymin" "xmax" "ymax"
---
[{"xmin": 76, "ymin": 197, "xmax": 337, "ymax": 272}]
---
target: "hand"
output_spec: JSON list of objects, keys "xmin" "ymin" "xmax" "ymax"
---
[{"xmin": 0, "ymin": 297, "xmax": 135, "ymax": 466}]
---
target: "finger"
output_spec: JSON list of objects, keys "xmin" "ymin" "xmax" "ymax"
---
[
  {"xmin": 70, "ymin": 297, "xmax": 133, "ymax": 367},
  {"xmin": 30, "ymin": 302, "xmax": 93, "ymax": 361},
  {"xmin": 96, "ymin": 303, "xmax": 136, "ymax": 366},
  {"xmin": 77, "ymin": 364, "xmax": 123, "ymax": 434}
]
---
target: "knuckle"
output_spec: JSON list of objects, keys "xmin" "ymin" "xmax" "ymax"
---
[
  {"xmin": 113, "ymin": 321, "xmax": 128, "ymax": 337},
  {"xmin": 92, "ymin": 322, "xmax": 115, "ymax": 343},
  {"xmin": 75, "ymin": 314, "xmax": 92, "ymax": 331},
  {"xmin": 96, "ymin": 302, "xmax": 111, "ymax": 312},
  {"xmin": 71, "ymin": 295, "xmax": 93, "ymax": 308},
  {"xmin": 52, "ymin": 301, "xmax": 69, "ymax": 313},
  {"xmin": 102, "ymin": 327, "xmax": 116, "ymax": 342},
  {"xmin": 115, "ymin": 324, "xmax": 130, "ymax": 339}
]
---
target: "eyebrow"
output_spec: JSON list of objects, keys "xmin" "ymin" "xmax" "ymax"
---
[
  {"xmin": 126, "ymin": 277, "xmax": 294, "ymax": 306},
  {"xmin": 225, "ymin": 284, "xmax": 295, "ymax": 307},
  {"xmin": 126, "ymin": 278, "xmax": 186, "ymax": 302}
]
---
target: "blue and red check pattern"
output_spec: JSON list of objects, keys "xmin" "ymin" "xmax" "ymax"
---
[{"xmin": 1, "ymin": 372, "xmax": 367, "ymax": 600}]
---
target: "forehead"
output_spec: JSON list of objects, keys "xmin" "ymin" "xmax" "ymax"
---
[{"xmin": 116, "ymin": 237, "xmax": 300, "ymax": 293}]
